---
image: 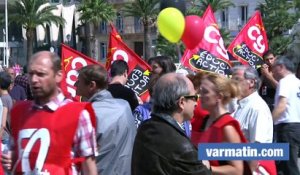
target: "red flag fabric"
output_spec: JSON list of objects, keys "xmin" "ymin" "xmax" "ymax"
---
[
  {"xmin": 106, "ymin": 23, "xmax": 122, "ymax": 70},
  {"xmin": 181, "ymin": 6, "xmax": 231, "ymax": 75},
  {"xmin": 227, "ymin": 11, "xmax": 268, "ymax": 68},
  {"xmin": 61, "ymin": 44, "xmax": 103, "ymax": 101},
  {"xmin": 107, "ymin": 24, "xmax": 151, "ymax": 102}
]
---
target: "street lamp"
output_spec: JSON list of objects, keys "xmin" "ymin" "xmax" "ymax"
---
[
  {"xmin": 49, "ymin": 46, "xmax": 55, "ymax": 53},
  {"xmin": 237, "ymin": 18, "xmax": 242, "ymax": 31},
  {"xmin": 238, "ymin": 24, "xmax": 242, "ymax": 31},
  {"xmin": 66, "ymin": 34, "xmax": 71, "ymax": 46},
  {"xmin": 2, "ymin": 29, "xmax": 5, "ymax": 66},
  {"xmin": 11, "ymin": 35, "xmax": 15, "ymax": 63},
  {"xmin": 5, "ymin": 0, "xmax": 8, "ymax": 67}
]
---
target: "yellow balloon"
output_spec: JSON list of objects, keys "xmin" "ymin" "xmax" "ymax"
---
[{"xmin": 157, "ymin": 7, "xmax": 185, "ymax": 43}]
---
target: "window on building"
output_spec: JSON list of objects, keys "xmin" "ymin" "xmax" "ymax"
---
[
  {"xmin": 45, "ymin": 25, "xmax": 51, "ymax": 45},
  {"xmin": 58, "ymin": 25, "xmax": 63, "ymax": 44},
  {"xmin": 240, "ymin": 5, "xmax": 248, "ymax": 25},
  {"xmin": 50, "ymin": 0, "xmax": 60, "ymax": 3},
  {"xmin": 100, "ymin": 21, "xmax": 107, "ymax": 34},
  {"xmin": 134, "ymin": 42, "xmax": 143, "ymax": 58},
  {"xmin": 221, "ymin": 8, "xmax": 229, "ymax": 28},
  {"xmin": 100, "ymin": 42, "xmax": 107, "ymax": 60},
  {"xmin": 116, "ymin": 13, "xmax": 124, "ymax": 33},
  {"xmin": 134, "ymin": 17, "xmax": 142, "ymax": 32}
]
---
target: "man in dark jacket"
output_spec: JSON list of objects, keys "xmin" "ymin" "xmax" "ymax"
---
[{"xmin": 131, "ymin": 73, "xmax": 211, "ymax": 175}]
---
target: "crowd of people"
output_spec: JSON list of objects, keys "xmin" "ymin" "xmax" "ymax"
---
[{"xmin": 0, "ymin": 50, "xmax": 299, "ymax": 175}]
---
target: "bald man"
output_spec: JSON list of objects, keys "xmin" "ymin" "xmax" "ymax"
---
[
  {"xmin": 2, "ymin": 51, "xmax": 97, "ymax": 175},
  {"xmin": 132, "ymin": 73, "xmax": 211, "ymax": 175}
]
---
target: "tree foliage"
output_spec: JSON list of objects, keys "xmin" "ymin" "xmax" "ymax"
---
[
  {"xmin": 122, "ymin": 0, "xmax": 160, "ymax": 60},
  {"xmin": 9, "ymin": 0, "xmax": 65, "ymax": 62},
  {"xmin": 77, "ymin": 0, "xmax": 116, "ymax": 60},
  {"xmin": 155, "ymin": 34, "xmax": 184, "ymax": 62},
  {"xmin": 78, "ymin": 0, "xmax": 116, "ymax": 25},
  {"xmin": 257, "ymin": 0, "xmax": 300, "ymax": 55},
  {"xmin": 188, "ymin": 0, "xmax": 234, "ymax": 15},
  {"xmin": 187, "ymin": 0, "xmax": 234, "ymax": 46}
]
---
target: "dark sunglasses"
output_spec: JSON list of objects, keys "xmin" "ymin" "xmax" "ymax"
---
[{"xmin": 183, "ymin": 94, "xmax": 200, "ymax": 101}]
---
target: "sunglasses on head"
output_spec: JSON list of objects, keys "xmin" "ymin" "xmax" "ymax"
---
[{"xmin": 183, "ymin": 94, "xmax": 200, "ymax": 101}]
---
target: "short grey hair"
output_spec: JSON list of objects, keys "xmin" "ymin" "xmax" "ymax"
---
[
  {"xmin": 274, "ymin": 56, "xmax": 295, "ymax": 73},
  {"xmin": 231, "ymin": 65, "xmax": 260, "ymax": 90},
  {"xmin": 152, "ymin": 73, "xmax": 190, "ymax": 115}
]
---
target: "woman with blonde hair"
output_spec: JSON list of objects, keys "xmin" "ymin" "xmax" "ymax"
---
[{"xmin": 191, "ymin": 73, "xmax": 250, "ymax": 175}]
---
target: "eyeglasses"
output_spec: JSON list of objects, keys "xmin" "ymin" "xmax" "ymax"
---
[{"xmin": 183, "ymin": 94, "xmax": 200, "ymax": 101}]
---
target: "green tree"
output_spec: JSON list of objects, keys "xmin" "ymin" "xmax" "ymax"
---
[
  {"xmin": 9, "ymin": 0, "xmax": 65, "ymax": 62},
  {"xmin": 257, "ymin": 0, "xmax": 300, "ymax": 55},
  {"xmin": 155, "ymin": 35, "xmax": 184, "ymax": 62},
  {"xmin": 78, "ymin": 0, "xmax": 115, "ymax": 61},
  {"xmin": 188, "ymin": 0, "xmax": 234, "ymax": 45},
  {"xmin": 122, "ymin": 0, "xmax": 160, "ymax": 61},
  {"xmin": 188, "ymin": 0, "xmax": 234, "ymax": 16}
]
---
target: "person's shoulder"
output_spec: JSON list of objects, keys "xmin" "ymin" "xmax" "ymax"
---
[
  {"xmin": 214, "ymin": 113, "xmax": 237, "ymax": 127},
  {"xmin": 118, "ymin": 84, "xmax": 134, "ymax": 92},
  {"xmin": 254, "ymin": 97, "xmax": 271, "ymax": 111},
  {"xmin": 135, "ymin": 102, "xmax": 151, "ymax": 111},
  {"xmin": 138, "ymin": 117, "xmax": 188, "ymax": 140},
  {"xmin": 1, "ymin": 94, "xmax": 13, "ymax": 103},
  {"xmin": 138, "ymin": 116, "xmax": 165, "ymax": 130},
  {"xmin": 107, "ymin": 83, "xmax": 122, "ymax": 89},
  {"xmin": 58, "ymin": 100, "xmax": 91, "ymax": 113},
  {"xmin": 12, "ymin": 100, "xmax": 32, "ymax": 110},
  {"xmin": 138, "ymin": 117, "xmax": 197, "ymax": 155},
  {"xmin": 13, "ymin": 84, "xmax": 26, "ymax": 92},
  {"xmin": 106, "ymin": 97, "xmax": 132, "ymax": 112},
  {"xmin": 61, "ymin": 101, "xmax": 89, "ymax": 108},
  {"xmin": 280, "ymin": 74, "xmax": 295, "ymax": 83}
]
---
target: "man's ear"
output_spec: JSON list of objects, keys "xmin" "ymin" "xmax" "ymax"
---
[
  {"xmin": 123, "ymin": 71, "xmax": 128, "ymax": 78},
  {"xmin": 55, "ymin": 70, "xmax": 63, "ymax": 83},
  {"xmin": 178, "ymin": 96, "xmax": 185, "ymax": 110},
  {"xmin": 248, "ymin": 79, "xmax": 256, "ymax": 89},
  {"xmin": 89, "ymin": 81, "xmax": 97, "ymax": 91}
]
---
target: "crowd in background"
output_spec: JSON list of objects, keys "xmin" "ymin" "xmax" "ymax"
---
[{"xmin": 0, "ymin": 50, "xmax": 299, "ymax": 174}]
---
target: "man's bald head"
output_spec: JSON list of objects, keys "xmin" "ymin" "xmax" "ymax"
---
[
  {"xmin": 152, "ymin": 73, "xmax": 193, "ymax": 114},
  {"xmin": 29, "ymin": 51, "xmax": 61, "ymax": 73}
]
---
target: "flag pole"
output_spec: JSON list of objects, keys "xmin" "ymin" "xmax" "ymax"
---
[
  {"xmin": 176, "ymin": 43, "xmax": 183, "ymax": 69},
  {"xmin": 5, "ymin": 0, "xmax": 9, "ymax": 67}
]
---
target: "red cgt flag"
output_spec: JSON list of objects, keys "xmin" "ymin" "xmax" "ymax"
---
[
  {"xmin": 227, "ymin": 11, "xmax": 268, "ymax": 69},
  {"xmin": 60, "ymin": 44, "xmax": 103, "ymax": 101},
  {"xmin": 181, "ymin": 5, "xmax": 231, "ymax": 75},
  {"xmin": 106, "ymin": 23, "xmax": 122, "ymax": 70},
  {"xmin": 106, "ymin": 24, "xmax": 151, "ymax": 102}
]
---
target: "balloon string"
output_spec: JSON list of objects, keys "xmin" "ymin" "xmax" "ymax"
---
[{"xmin": 176, "ymin": 44, "xmax": 182, "ymax": 62}]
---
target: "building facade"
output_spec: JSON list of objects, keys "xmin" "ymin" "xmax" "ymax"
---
[{"xmin": 0, "ymin": 0, "xmax": 270, "ymax": 66}]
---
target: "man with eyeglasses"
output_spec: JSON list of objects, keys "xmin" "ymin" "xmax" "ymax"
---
[{"xmin": 131, "ymin": 73, "xmax": 211, "ymax": 175}]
